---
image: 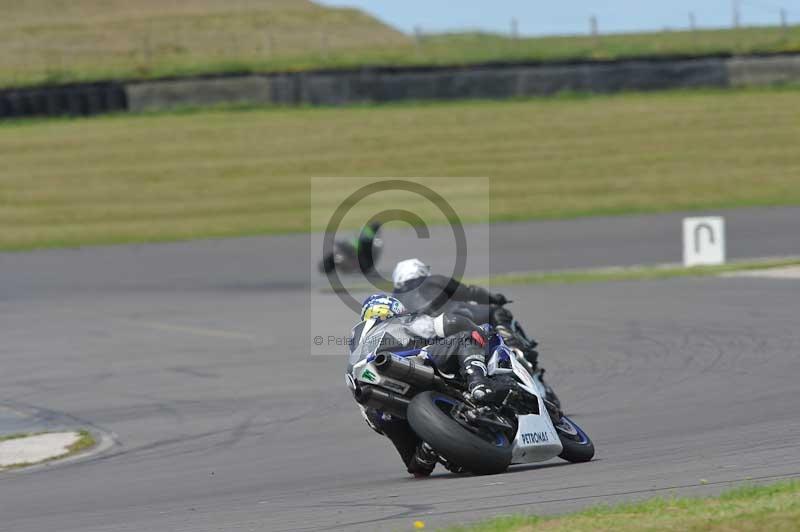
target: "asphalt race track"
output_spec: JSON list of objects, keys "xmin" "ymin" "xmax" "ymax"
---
[{"xmin": 1, "ymin": 208, "xmax": 798, "ymax": 531}]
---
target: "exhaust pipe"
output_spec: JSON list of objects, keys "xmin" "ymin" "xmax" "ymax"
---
[
  {"xmin": 354, "ymin": 385, "xmax": 410, "ymax": 418},
  {"xmin": 374, "ymin": 353, "xmax": 444, "ymax": 390}
]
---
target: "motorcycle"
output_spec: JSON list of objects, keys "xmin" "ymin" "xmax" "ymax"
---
[
  {"xmin": 346, "ymin": 331, "xmax": 594, "ymax": 475},
  {"xmin": 319, "ymin": 226, "xmax": 383, "ymax": 275}
]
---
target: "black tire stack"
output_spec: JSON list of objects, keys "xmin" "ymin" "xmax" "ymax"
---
[{"xmin": 0, "ymin": 83, "xmax": 127, "ymax": 119}]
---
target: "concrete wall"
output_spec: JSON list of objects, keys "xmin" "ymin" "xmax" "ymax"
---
[
  {"xmin": 2, "ymin": 54, "xmax": 800, "ymax": 118},
  {"xmin": 726, "ymin": 54, "xmax": 800, "ymax": 86},
  {"xmin": 127, "ymin": 57, "xmax": 731, "ymax": 112},
  {"xmin": 126, "ymin": 76, "xmax": 272, "ymax": 112}
]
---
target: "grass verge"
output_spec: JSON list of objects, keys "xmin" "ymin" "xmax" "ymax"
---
[
  {"xmin": 1, "ymin": 87, "xmax": 799, "ymax": 251},
  {"xmin": 66, "ymin": 430, "xmax": 97, "ymax": 456},
  {"xmin": 0, "ymin": 430, "xmax": 97, "ymax": 471},
  {"xmin": 442, "ymin": 480, "xmax": 800, "ymax": 531},
  {"xmin": 483, "ymin": 258, "xmax": 800, "ymax": 287}
]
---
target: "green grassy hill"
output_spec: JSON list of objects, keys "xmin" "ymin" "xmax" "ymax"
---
[
  {"xmin": 1, "ymin": 1, "xmax": 800, "ymax": 88},
  {"xmin": 0, "ymin": 0, "xmax": 410, "ymax": 87}
]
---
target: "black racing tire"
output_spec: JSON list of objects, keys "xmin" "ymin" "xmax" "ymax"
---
[
  {"xmin": 407, "ymin": 391, "xmax": 512, "ymax": 475},
  {"xmin": 554, "ymin": 415, "xmax": 595, "ymax": 463},
  {"xmin": 319, "ymin": 254, "xmax": 336, "ymax": 274}
]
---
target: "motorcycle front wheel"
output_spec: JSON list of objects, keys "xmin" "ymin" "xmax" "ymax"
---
[
  {"xmin": 553, "ymin": 414, "xmax": 595, "ymax": 463},
  {"xmin": 407, "ymin": 391, "xmax": 513, "ymax": 475}
]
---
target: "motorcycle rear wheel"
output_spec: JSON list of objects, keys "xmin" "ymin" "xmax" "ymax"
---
[{"xmin": 407, "ymin": 391, "xmax": 512, "ymax": 475}]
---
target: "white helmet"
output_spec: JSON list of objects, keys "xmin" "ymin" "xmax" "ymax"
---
[{"xmin": 392, "ymin": 258, "xmax": 431, "ymax": 289}]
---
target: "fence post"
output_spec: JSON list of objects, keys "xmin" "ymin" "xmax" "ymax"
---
[
  {"xmin": 590, "ymin": 15, "xmax": 599, "ymax": 49},
  {"xmin": 414, "ymin": 25, "xmax": 423, "ymax": 44},
  {"xmin": 414, "ymin": 25, "xmax": 424, "ymax": 55},
  {"xmin": 732, "ymin": 0, "xmax": 741, "ymax": 28}
]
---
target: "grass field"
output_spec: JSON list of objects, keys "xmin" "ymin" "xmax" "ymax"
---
[
  {"xmin": 1, "ymin": 87, "xmax": 799, "ymax": 250},
  {"xmin": 443, "ymin": 480, "xmax": 800, "ymax": 531},
  {"xmin": 2, "ymin": 0, "xmax": 800, "ymax": 88}
]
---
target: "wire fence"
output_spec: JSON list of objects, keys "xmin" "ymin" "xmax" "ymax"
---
[{"xmin": 450, "ymin": 3, "xmax": 797, "ymax": 39}]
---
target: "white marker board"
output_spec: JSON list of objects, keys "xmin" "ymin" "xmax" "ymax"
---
[{"xmin": 683, "ymin": 217, "xmax": 725, "ymax": 267}]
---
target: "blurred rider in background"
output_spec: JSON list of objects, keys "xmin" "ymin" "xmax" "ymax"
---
[{"xmin": 319, "ymin": 221, "xmax": 383, "ymax": 275}]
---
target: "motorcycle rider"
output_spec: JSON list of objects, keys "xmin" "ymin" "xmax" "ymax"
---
[
  {"xmin": 348, "ymin": 294, "xmax": 508, "ymax": 477},
  {"xmin": 391, "ymin": 258, "xmax": 559, "ymax": 407},
  {"xmin": 319, "ymin": 221, "xmax": 383, "ymax": 275},
  {"xmin": 391, "ymin": 259, "xmax": 537, "ymax": 365}
]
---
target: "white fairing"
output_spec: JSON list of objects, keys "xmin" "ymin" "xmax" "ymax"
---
[{"xmin": 487, "ymin": 348, "xmax": 563, "ymax": 463}]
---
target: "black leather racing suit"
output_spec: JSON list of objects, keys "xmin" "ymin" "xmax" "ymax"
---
[
  {"xmin": 393, "ymin": 275, "xmax": 539, "ymax": 366},
  {"xmin": 392, "ymin": 275, "xmax": 493, "ymax": 316}
]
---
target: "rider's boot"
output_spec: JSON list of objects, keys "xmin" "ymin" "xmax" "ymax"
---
[
  {"xmin": 460, "ymin": 354, "xmax": 494, "ymax": 403},
  {"xmin": 408, "ymin": 442, "xmax": 437, "ymax": 477}
]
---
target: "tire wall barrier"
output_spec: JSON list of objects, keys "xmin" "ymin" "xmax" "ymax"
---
[
  {"xmin": 2, "ymin": 54, "xmax": 800, "ymax": 119},
  {"xmin": 0, "ymin": 83, "xmax": 127, "ymax": 119}
]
